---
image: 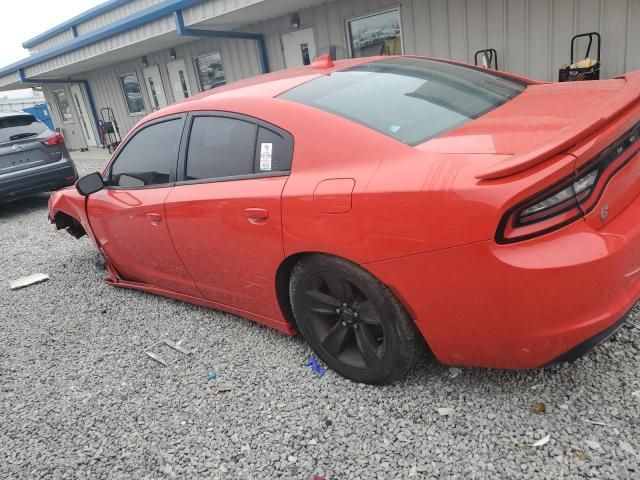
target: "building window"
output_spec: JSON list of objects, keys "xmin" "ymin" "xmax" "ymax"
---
[
  {"xmin": 119, "ymin": 72, "xmax": 146, "ymax": 115},
  {"xmin": 193, "ymin": 52, "xmax": 226, "ymax": 92},
  {"xmin": 53, "ymin": 90, "xmax": 73, "ymax": 123},
  {"xmin": 347, "ymin": 9, "xmax": 402, "ymax": 58}
]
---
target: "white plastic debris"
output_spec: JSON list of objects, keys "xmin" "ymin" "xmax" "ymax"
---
[
  {"xmin": 532, "ymin": 434, "xmax": 550, "ymax": 447},
  {"xmin": 436, "ymin": 407, "xmax": 454, "ymax": 416},
  {"xmin": 619, "ymin": 441, "xmax": 637, "ymax": 457},
  {"xmin": 583, "ymin": 419, "xmax": 609, "ymax": 427},
  {"xmin": 9, "ymin": 273, "xmax": 49, "ymax": 290},
  {"xmin": 584, "ymin": 440, "xmax": 601, "ymax": 450},
  {"xmin": 631, "ymin": 390, "xmax": 640, "ymax": 398}
]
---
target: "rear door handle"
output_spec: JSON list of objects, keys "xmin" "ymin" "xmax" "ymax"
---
[
  {"xmin": 147, "ymin": 212, "xmax": 162, "ymax": 225},
  {"xmin": 244, "ymin": 208, "xmax": 269, "ymax": 223}
]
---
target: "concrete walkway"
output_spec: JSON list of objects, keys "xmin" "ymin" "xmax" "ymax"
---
[{"xmin": 70, "ymin": 147, "xmax": 111, "ymax": 163}]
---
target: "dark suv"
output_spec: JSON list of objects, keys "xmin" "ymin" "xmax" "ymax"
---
[{"xmin": 0, "ymin": 112, "xmax": 77, "ymax": 203}]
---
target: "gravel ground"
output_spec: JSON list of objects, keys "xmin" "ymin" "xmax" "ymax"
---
[{"xmin": 1, "ymin": 156, "xmax": 639, "ymax": 479}]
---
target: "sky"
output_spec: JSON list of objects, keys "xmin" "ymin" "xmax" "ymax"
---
[{"xmin": 1, "ymin": 0, "xmax": 103, "ymax": 98}]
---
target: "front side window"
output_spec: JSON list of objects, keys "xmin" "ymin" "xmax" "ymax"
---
[
  {"xmin": 185, "ymin": 116, "xmax": 293, "ymax": 182},
  {"xmin": 0, "ymin": 114, "xmax": 47, "ymax": 144},
  {"xmin": 279, "ymin": 57, "xmax": 524, "ymax": 146},
  {"xmin": 53, "ymin": 90, "xmax": 73, "ymax": 123},
  {"xmin": 194, "ymin": 52, "xmax": 226, "ymax": 91},
  {"xmin": 109, "ymin": 119, "xmax": 182, "ymax": 188},
  {"xmin": 347, "ymin": 9, "xmax": 402, "ymax": 58},
  {"xmin": 119, "ymin": 72, "xmax": 146, "ymax": 115}
]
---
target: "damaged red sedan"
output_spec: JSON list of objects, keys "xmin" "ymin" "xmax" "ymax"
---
[{"xmin": 49, "ymin": 55, "xmax": 640, "ymax": 384}]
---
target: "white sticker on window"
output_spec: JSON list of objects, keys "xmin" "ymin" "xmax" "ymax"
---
[{"xmin": 260, "ymin": 142, "xmax": 273, "ymax": 171}]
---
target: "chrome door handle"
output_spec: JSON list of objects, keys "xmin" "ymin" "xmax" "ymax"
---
[
  {"xmin": 244, "ymin": 208, "xmax": 269, "ymax": 224},
  {"xmin": 147, "ymin": 212, "xmax": 162, "ymax": 225}
]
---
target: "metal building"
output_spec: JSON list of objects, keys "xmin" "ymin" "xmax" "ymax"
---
[{"xmin": 0, "ymin": 0, "xmax": 638, "ymax": 150}]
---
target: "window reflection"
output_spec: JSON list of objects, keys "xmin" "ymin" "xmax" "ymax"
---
[
  {"xmin": 348, "ymin": 10, "xmax": 402, "ymax": 58},
  {"xmin": 194, "ymin": 52, "xmax": 226, "ymax": 91}
]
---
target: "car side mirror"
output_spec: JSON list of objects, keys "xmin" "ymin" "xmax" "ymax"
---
[{"xmin": 76, "ymin": 172, "xmax": 105, "ymax": 197}]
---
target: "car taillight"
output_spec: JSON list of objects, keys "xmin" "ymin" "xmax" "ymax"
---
[
  {"xmin": 41, "ymin": 132, "xmax": 64, "ymax": 146},
  {"xmin": 497, "ymin": 122, "xmax": 640, "ymax": 244}
]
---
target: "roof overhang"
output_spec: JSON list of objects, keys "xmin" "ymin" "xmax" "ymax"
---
[{"xmin": 0, "ymin": 0, "xmax": 329, "ymax": 92}]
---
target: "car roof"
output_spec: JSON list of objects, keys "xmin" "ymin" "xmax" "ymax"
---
[{"xmin": 0, "ymin": 111, "xmax": 35, "ymax": 118}]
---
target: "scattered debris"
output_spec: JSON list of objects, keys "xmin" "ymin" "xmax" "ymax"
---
[
  {"xmin": 436, "ymin": 407, "xmax": 455, "ymax": 416},
  {"xmin": 144, "ymin": 339, "xmax": 192, "ymax": 367},
  {"xmin": 631, "ymin": 390, "xmax": 640, "ymax": 398},
  {"xmin": 619, "ymin": 441, "xmax": 637, "ymax": 457},
  {"xmin": 9, "ymin": 273, "xmax": 49, "ymax": 290},
  {"xmin": 144, "ymin": 351, "xmax": 168, "ymax": 367},
  {"xmin": 530, "ymin": 383, "xmax": 545, "ymax": 390},
  {"xmin": 532, "ymin": 434, "xmax": 551, "ymax": 447},
  {"xmin": 408, "ymin": 466, "xmax": 418, "ymax": 477},
  {"xmin": 304, "ymin": 356, "xmax": 326, "ymax": 377},
  {"xmin": 583, "ymin": 418, "xmax": 609, "ymax": 427},
  {"xmin": 312, "ymin": 476, "xmax": 326, "ymax": 480},
  {"xmin": 448, "ymin": 367, "xmax": 461, "ymax": 378},
  {"xmin": 584, "ymin": 439, "xmax": 601, "ymax": 450},
  {"xmin": 208, "ymin": 369, "xmax": 218, "ymax": 381},
  {"xmin": 216, "ymin": 382, "xmax": 234, "ymax": 393},
  {"xmin": 532, "ymin": 401, "xmax": 546, "ymax": 414}
]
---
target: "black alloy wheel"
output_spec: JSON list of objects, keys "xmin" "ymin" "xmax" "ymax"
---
[{"xmin": 290, "ymin": 255, "xmax": 423, "ymax": 384}]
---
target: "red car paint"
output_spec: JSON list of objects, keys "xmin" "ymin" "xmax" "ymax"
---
[{"xmin": 49, "ymin": 56, "xmax": 640, "ymax": 368}]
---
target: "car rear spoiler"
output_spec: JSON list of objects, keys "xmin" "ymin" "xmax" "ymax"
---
[{"xmin": 477, "ymin": 72, "xmax": 640, "ymax": 180}]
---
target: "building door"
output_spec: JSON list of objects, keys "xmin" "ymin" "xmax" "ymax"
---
[
  {"xmin": 69, "ymin": 84, "xmax": 97, "ymax": 147},
  {"xmin": 281, "ymin": 27, "xmax": 317, "ymax": 68},
  {"xmin": 142, "ymin": 65, "xmax": 168, "ymax": 111},
  {"xmin": 166, "ymin": 59, "xmax": 192, "ymax": 101}
]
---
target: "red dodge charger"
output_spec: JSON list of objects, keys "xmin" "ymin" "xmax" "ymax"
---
[{"xmin": 49, "ymin": 55, "xmax": 640, "ymax": 384}]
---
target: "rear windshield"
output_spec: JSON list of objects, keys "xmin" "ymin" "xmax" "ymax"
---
[
  {"xmin": 0, "ymin": 114, "xmax": 46, "ymax": 144},
  {"xmin": 279, "ymin": 57, "xmax": 525, "ymax": 145}
]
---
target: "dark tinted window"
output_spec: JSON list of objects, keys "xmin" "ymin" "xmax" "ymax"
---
[
  {"xmin": 254, "ymin": 127, "xmax": 292, "ymax": 173},
  {"xmin": 186, "ymin": 117, "xmax": 257, "ymax": 181},
  {"xmin": 0, "ymin": 115, "xmax": 47, "ymax": 144},
  {"xmin": 279, "ymin": 57, "xmax": 524, "ymax": 145},
  {"xmin": 109, "ymin": 119, "xmax": 182, "ymax": 187}
]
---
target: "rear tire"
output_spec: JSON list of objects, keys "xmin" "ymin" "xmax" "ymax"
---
[{"xmin": 290, "ymin": 255, "xmax": 423, "ymax": 384}]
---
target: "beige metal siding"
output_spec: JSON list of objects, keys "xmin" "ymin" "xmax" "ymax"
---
[
  {"xmin": 24, "ymin": 17, "xmax": 176, "ymax": 78},
  {"xmin": 42, "ymin": 85, "xmax": 89, "ymax": 151},
  {"xmin": 75, "ymin": 0, "xmax": 164, "ymax": 35},
  {"xmin": 0, "ymin": 73, "xmax": 21, "ymax": 89},
  {"xmin": 27, "ymin": 30, "xmax": 75, "ymax": 54},
  {"xmin": 80, "ymin": 35, "xmax": 260, "ymax": 137},
  {"xmin": 255, "ymin": 0, "xmax": 640, "ymax": 81}
]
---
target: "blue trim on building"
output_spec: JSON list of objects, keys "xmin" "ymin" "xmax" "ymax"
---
[
  {"xmin": 1, "ymin": 0, "xmax": 202, "ymax": 78},
  {"xmin": 173, "ymin": 10, "xmax": 270, "ymax": 73},
  {"xmin": 18, "ymin": 69, "xmax": 101, "ymax": 145},
  {"xmin": 22, "ymin": 0, "xmax": 130, "ymax": 48}
]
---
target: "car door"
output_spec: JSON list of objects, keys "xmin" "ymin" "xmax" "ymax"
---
[
  {"xmin": 87, "ymin": 115, "xmax": 201, "ymax": 297},
  {"xmin": 164, "ymin": 113, "xmax": 294, "ymax": 320}
]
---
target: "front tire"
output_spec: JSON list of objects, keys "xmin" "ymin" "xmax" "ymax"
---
[{"xmin": 290, "ymin": 255, "xmax": 423, "ymax": 384}]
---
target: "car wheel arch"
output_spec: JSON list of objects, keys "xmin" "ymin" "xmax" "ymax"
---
[{"xmin": 274, "ymin": 251, "xmax": 424, "ymax": 339}]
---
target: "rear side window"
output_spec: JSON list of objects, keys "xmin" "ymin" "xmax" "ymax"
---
[
  {"xmin": 279, "ymin": 57, "xmax": 524, "ymax": 145},
  {"xmin": 109, "ymin": 119, "xmax": 182, "ymax": 188},
  {"xmin": 186, "ymin": 117, "xmax": 257, "ymax": 181},
  {"xmin": 185, "ymin": 116, "xmax": 293, "ymax": 182},
  {"xmin": 0, "ymin": 115, "xmax": 46, "ymax": 144}
]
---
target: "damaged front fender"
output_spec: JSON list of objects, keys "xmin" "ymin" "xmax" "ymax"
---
[{"xmin": 48, "ymin": 187, "xmax": 88, "ymax": 239}]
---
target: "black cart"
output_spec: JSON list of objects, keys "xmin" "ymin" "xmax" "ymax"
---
[
  {"xmin": 99, "ymin": 107, "xmax": 121, "ymax": 153},
  {"xmin": 474, "ymin": 48, "xmax": 498, "ymax": 70},
  {"xmin": 558, "ymin": 32, "xmax": 601, "ymax": 82}
]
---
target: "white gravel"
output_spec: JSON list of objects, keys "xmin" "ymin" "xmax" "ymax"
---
[{"xmin": 1, "ymin": 156, "xmax": 639, "ymax": 479}]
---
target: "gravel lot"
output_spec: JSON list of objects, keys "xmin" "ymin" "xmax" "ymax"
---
[{"xmin": 1, "ymin": 155, "xmax": 639, "ymax": 479}]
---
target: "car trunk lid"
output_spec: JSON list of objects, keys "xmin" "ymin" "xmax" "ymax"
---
[
  {"xmin": 0, "ymin": 114, "xmax": 61, "ymax": 175},
  {"xmin": 419, "ymin": 74, "xmax": 640, "ymax": 180}
]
